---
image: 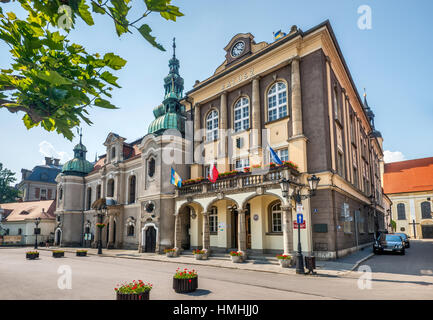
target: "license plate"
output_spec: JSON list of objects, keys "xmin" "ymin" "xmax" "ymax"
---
[{"xmin": 384, "ymin": 248, "xmax": 393, "ymax": 251}]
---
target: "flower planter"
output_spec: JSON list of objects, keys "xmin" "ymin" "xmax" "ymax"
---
[
  {"xmin": 166, "ymin": 251, "xmax": 175, "ymax": 257},
  {"xmin": 52, "ymin": 251, "xmax": 64, "ymax": 258},
  {"xmin": 116, "ymin": 291, "xmax": 149, "ymax": 300},
  {"xmin": 76, "ymin": 251, "xmax": 87, "ymax": 257},
  {"xmin": 173, "ymin": 277, "xmax": 198, "ymax": 293},
  {"xmin": 26, "ymin": 253, "xmax": 39, "ymax": 260},
  {"xmin": 194, "ymin": 253, "xmax": 208, "ymax": 260},
  {"xmin": 279, "ymin": 259, "xmax": 293, "ymax": 268},
  {"xmin": 231, "ymin": 255, "xmax": 243, "ymax": 263}
]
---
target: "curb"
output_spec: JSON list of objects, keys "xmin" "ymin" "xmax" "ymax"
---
[{"xmin": 350, "ymin": 253, "xmax": 375, "ymax": 272}]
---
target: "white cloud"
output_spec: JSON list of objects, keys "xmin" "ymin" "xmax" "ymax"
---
[
  {"xmin": 384, "ymin": 150, "xmax": 406, "ymax": 163},
  {"xmin": 38, "ymin": 141, "xmax": 71, "ymax": 164}
]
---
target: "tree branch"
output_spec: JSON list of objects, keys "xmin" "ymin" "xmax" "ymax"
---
[{"xmin": 0, "ymin": 100, "xmax": 44, "ymax": 123}]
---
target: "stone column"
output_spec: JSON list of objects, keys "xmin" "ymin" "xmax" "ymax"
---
[
  {"xmin": 202, "ymin": 211, "xmax": 210, "ymax": 251},
  {"xmin": 108, "ymin": 214, "xmax": 114, "ymax": 248},
  {"xmin": 137, "ymin": 219, "xmax": 143, "ymax": 252},
  {"xmin": 291, "ymin": 57, "xmax": 303, "ymax": 136},
  {"xmin": 281, "ymin": 204, "xmax": 293, "ymax": 255},
  {"xmin": 174, "ymin": 213, "xmax": 182, "ymax": 254},
  {"xmin": 251, "ymin": 76, "xmax": 261, "ymax": 151},
  {"xmin": 237, "ymin": 209, "xmax": 247, "ymax": 253}
]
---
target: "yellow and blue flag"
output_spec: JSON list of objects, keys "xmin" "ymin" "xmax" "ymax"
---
[
  {"xmin": 274, "ymin": 30, "xmax": 286, "ymax": 41},
  {"xmin": 171, "ymin": 167, "xmax": 182, "ymax": 187}
]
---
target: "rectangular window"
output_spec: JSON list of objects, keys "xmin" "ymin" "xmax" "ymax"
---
[
  {"xmin": 337, "ymin": 151, "xmax": 344, "ymax": 178},
  {"xmin": 40, "ymin": 189, "xmax": 47, "ymax": 200},
  {"xmin": 204, "ymin": 165, "xmax": 210, "ymax": 178},
  {"xmin": 272, "ymin": 212, "xmax": 282, "ymax": 232},
  {"xmin": 353, "ymin": 167, "xmax": 358, "ymax": 188},
  {"xmin": 35, "ymin": 188, "xmax": 40, "ymax": 199},
  {"xmin": 235, "ymin": 158, "xmax": 249, "ymax": 171},
  {"xmin": 209, "ymin": 208, "xmax": 218, "ymax": 233},
  {"xmin": 278, "ymin": 149, "xmax": 289, "ymax": 162},
  {"xmin": 47, "ymin": 189, "xmax": 52, "ymax": 199},
  {"xmin": 358, "ymin": 211, "xmax": 365, "ymax": 234}
]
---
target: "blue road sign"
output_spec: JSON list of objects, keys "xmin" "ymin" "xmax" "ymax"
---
[{"xmin": 297, "ymin": 214, "xmax": 303, "ymax": 224}]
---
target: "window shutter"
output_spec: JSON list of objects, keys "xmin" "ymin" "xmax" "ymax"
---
[{"xmin": 35, "ymin": 188, "xmax": 40, "ymax": 199}]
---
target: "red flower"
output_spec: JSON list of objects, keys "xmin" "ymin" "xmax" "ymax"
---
[{"xmin": 189, "ymin": 279, "xmax": 192, "ymax": 283}]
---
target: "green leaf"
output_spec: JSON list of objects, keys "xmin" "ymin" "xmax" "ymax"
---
[
  {"xmin": 35, "ymin": 70, "xmax": 73, "ymax": 86},
  {"xmin": 137, "ymin": 24, "xmax": 165, "ymax": 51},
  {"xmin": 94, "ymin": 98, "xmax": 117, "ymax": 109},
  {"xmin": 91, "ymin": 1, "xmax": 106, "ymax": 15},
  {"xmin": 6, "ymin": 12, "xmax": 16, "ymax": 20},
  {"xmin": 78, "ymin": 0, "xmax": 95, "ymax": 26},
  {"xmin": 100, "ymin": 71, "xmax": 120, "ymax": 87},
  {"xmin": 103, "ymin": 53, "xmax": 127, "ymax": 70},
  {"xmin": 22, "ymin": 114, "xmax": 38, "ymax": 129}
]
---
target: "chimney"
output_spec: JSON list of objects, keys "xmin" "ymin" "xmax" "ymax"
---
[
  {"xmin": 53, "ymin": 158, "xmax": 60, "ymax": 166},
  {"xmin": 45, "ymin": 157, "xmax": 53, "ymax": 165}
]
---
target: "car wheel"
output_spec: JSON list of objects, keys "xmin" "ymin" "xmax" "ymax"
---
[{"xmin": 401, "ymin": 249, "xmax": 405, "ymax": 255}]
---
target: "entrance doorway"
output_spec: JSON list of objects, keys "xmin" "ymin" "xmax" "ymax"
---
[
  {"xmin": 145, "ymin": 226, "xmax": 157, "ymax": 252},
  {"xmin": 180, "ymin": 207, "xmax": 191, "ymax": 250},
  {"xmin": 230, "ymin": 205, "xmax": 252, "ymax": 249},
  {"xmin": 422, "ymin": 225, "xmax": 433, "ymax": 239}
]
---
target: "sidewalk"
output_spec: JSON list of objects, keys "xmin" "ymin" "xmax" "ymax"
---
[{"xmin": 37, "ymin": 245, "xmax": 375, "ymax": 277}]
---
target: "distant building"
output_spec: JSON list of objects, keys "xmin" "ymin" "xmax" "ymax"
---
[
  {"xmin": 16, "ymin": 157, "xmax": 62, "ymax": 201},
  {"xmin": 0, "ymin": 200, "xmax": 56, "ymax": 245},
  {"xmin": 384, "ymin": 157, "xmax": 433, "ymax": 239}
]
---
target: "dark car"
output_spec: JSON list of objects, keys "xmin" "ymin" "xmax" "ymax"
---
[
  {"xmin": 395, "ymin": 233, "xmax": 410, "ymax": 248},
  {"xmin": 373, "ymin": 234, "xmax": 405, "ymax": 255}
]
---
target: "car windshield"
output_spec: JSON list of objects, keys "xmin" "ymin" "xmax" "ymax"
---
[
  {"xmin": 395, "ymin": 233, "xmax": 407, "ymax": 239},
  {"xmin": 385, "ymin": 235, "xmax": 402, "ymax": 242}
]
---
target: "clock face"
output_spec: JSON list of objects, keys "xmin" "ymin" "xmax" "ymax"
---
[{"xmin": 231, "ymin": 41, "xmax": 245, "ymax": 57}]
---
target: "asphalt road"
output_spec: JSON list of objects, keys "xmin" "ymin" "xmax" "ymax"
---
[{"xmin": 0, "ymin": 242, "xmax": 432, "ymax": 300}]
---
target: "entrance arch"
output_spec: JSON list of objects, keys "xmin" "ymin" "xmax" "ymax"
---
[
  {"xmin": 142, "ymin": 223, "xmax": 158, "ymax": 252},
  {"xmin": 54, "ymin": 228, "xmax": 62, "ymax": 246}
]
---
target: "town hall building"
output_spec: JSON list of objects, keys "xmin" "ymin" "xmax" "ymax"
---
[{"xmin": 55, "ymin": 20, "xmax": 388, "ymax": 260}]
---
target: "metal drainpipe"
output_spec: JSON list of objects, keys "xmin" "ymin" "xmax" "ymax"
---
[{"xmin": 331, "ymin": 173, "xmax": 339, "ymax": 259}]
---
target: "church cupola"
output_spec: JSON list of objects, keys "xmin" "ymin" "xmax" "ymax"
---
[
  {"xmin": 148, "ymin": 38, "xmax": 185, "ymax": 135},
  {"xmin": 61, "ymin": 130, "xmax": 94, "ymax": 176}
]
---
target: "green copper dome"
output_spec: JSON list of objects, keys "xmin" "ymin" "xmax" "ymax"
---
[
  {"xmin": 148, "ymin": 113, "xmax": 183, "ymax": 134},
  {"xmin": 61, "ymin": 158, "xmax": 94, "ymax": 176},
  {"xmin": 61, "ymin": 131, "xmax": 94, "ymax": 176}
]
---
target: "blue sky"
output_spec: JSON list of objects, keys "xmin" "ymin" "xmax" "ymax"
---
[{"xmin": 0, "ymin": 0, "xmax": 432, "ymax": 177}]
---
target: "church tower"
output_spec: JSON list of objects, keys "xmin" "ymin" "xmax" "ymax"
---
[{"xmin": 54, "ymin": 130, "xmax": 93, "ymax": 246}]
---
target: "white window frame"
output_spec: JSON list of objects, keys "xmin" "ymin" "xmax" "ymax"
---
[
  {"xmin": 206, "ymin": 110, "xmax": 219, "ymax": 142},
  {"xmin": 270, "ymin": 203, "xmax": 282, "ymax": 233},
  {"xmin": 234, "ymin": 97, "xmax": 250, "ymax": 132},
  {"xmin": 235, "ymin": 158, "xmax": 249, "ymax": 171},
  {"xmin": 209, "ymin": 207, "xmax": 218, "ymax": 233},
  {"xmin": 277, "ymin": 148, "xmax": 289, "ymax": 162},
  {"xmin": 267, "ymin": 82, "xmax": 287, "ymax": 122}
]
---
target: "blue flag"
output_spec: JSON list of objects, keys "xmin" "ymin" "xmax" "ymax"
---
[
  {"xmin": 171, "ymin": 168, "xmax": 182, "ymax": 187},
  {"xmin": 269, "ymin": 147, "xmax": 283, "ymax": 165}
]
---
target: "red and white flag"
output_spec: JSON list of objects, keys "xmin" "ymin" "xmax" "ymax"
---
[{"xmin": 208, "ymin": 163, "xmax": 219, "ymax": 183}]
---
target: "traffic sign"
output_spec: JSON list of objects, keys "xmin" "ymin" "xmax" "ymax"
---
[
  {"xmin": 293, "ymin": 221, "xmax": 306, "ymax": 229},
  {"xmin": 296, "ymin": 204, "xmax": 303, "ymax": 214},
  {"xmin": 297, "ymin": 213, "xmax": 303, "ymax": 224}
]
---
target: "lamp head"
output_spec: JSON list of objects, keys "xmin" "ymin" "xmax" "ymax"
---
[{"xmin": 307, "ymin": 175, "xmax": 320, "ymax": 192}]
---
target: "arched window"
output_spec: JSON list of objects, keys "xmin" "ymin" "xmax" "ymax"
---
[
  {"xmin": 206, "ymin": 110, "xmax": 219, "ymax": 141},
  {"xmin": 234, "ymin": 97, "xmax": 249, "ymax": 132},
  {"xmin": 269, "ymin": 202, "xmax": 282, "ymax": 233},
  {"xmin": 267, "ymin": 82, "xmax": 287, "ymax": 122},
  {"xmin": 107, "ymin": 179, "xmax": 115, "ymax": 197},
  {"xmin": 18, "ymin": 228, "xmax": 22, "ymax": 235},
  {"xmin": 86, "ymin": 187, "xmax": 92, "ymax": 210},
  {"xmin": 148, "ymin": 158, "xmax": 155, "ymax": 177},
  {"xmin": 129, "ymin": 176, "xmax": 136, "ymax": 204},
  {"xmin": 209, "ymin": 206, "xmax": 218, "ymax": 233},
  {"xmin": 333, "ymin": 86, "xmax": 339, "ymax": 120},
  {"xmin": 421, "ymin": 201, "xmax": 432, "ymax": 219},
  {"xmin": 397, "ymin": 203, "xmax": 406, "ymax": 220},
  {"xmin": 127, "ymin": 224, "xmax": 135, "ymax": 236}
]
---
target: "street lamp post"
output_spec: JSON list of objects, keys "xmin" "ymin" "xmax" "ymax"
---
[
  {"xmin": 280, "ymin": 175, "xmax": 320, "ymax": 275},
  {"xmin": 34, "ymin": 217, "xmax": 41, "ymax": 249}
]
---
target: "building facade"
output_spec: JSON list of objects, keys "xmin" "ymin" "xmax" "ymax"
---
[
  {"xmin": 0, "ymin": 200, "xmax": 56, "ymax": 245},
  {"xmin": 16, "ymin": 157, "xmax": 62, "ymax": 202},
  {"xmin": 54, "ymin": 41, "xmax": 188, "ymax": 251},
  {"xmin": 174, "ymin": 21, "xmax": 388, "ymax": 259},
  {"xmin": 384, "ymin": 157, "xmax": 433, "ymax": 239}
]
